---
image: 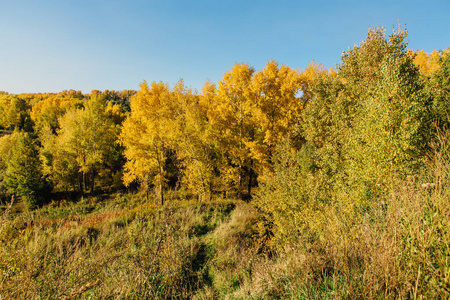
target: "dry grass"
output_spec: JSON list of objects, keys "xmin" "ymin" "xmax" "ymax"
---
[{"xmin": 0, "ymin": 194, "xmax": 238, "ymax": 299}]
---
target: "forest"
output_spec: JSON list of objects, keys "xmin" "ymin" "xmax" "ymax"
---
[{"xmin": 0, "ymin": 27, "xmax": 449, "ymax": 299}]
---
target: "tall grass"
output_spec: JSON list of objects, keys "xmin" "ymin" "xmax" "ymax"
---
[{"xmin": 0, "ymin": 194, "xmax": 238, "ymax": 299}]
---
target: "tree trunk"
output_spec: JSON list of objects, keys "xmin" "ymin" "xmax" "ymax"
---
[
  {"xmin": 82, "ymin": 151, "xmax": 86, "ymax": 192},
  {"xmin": 247, "ymin": 160, "xmax": 253, "ymax": 201},
  {"xmin": 90, "ymin": 168, "xmax": 95, "ymax": 194},
  {"xmin": 238, "ymin": 164, "xmax": 243, "ymax": 200},
  {"xmin": 209, "ymin": 181, "xmax": 213, "ymax": 201},
  {"xmin": 159, "ymin": 184, "xmax": 164, "ymax": 206},
  {"xmin": 83, "ymin": 171, "xmax": 86, "ymax": 194},
  {"xmin": 79, "ymin": 175, "xmax": 84, "ymax": 197}
]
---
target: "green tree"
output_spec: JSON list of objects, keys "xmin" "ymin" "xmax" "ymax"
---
[
  {"xmin": 259, "ymin": 26, "xmax": 432, "ymax": 245},
  {"xmin": 0, "ymin": 132, "xmax": 18, "ymax": 202},
  {"xmin": 3, "ymin": 131, "xmax": 50, "ymax": 208},
  {"xmin": 56, "ymin": 95, "xmax": 118, "ymax": 194},
  {"xmin": 39, "ymin": 124, "xmax": 79, "ymax": 193},
  {"xmin": 341, "ymin": 27, "xmax": 429, "ymax": 201},
  {"xmin": 427, "ymin": 50, "xmax": 450, "ymax": 129},
  {"xmin": 303, "ymin": 27, "xmax": 430, "ymax": 203}
]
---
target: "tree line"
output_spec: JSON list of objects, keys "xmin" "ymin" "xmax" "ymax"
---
[{"xmin": 0, "ymin": 27, "xmax": 449, "ymax": 212}]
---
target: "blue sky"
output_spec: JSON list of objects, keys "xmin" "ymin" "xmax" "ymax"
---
[{"xmin": 1, "ymin": 0, "xmax": 449, "ymax": 94}]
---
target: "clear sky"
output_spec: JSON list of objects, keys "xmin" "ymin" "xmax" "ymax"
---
[{"xmin": 1, "ymin": 0, "xmax": 449, "ymax": 94}]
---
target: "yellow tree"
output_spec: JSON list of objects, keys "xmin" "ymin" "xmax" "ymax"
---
[
  {"xmin": 105, "ymin": 102, "xmax": 127, "ymax": 125},
  {"xmin": 120, "ymin": 81, "xmax": 175, "ymax": 205},
  {"xmin": 407, "ymin": 49, "xmax": 442, "ymax": 76},
  {"xmin": 171, "ymin": 81, "xmax": 218, "ymax": 201},
  {"xmin": 30, "ymin": 96, "xmax": 83, "ymax": 132},
  {"xmin": 250, "ymin": 60, "xmax": 305, "ymax": 173},
  {"xmin": 208, "ymin": 63, "xmax": 255, "ymax": 199},
  {"xmin": 0, "ymin": 132, "xmax": 20, "ymax": 200},
  {"xmin": 0, "ymin": 95, "xmax": 28, "ymax": 130}
]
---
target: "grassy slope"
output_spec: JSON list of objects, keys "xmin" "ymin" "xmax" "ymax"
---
[
  {"xmin": 1, "ymin": 181, "xmax": 449, "ymax": 299},
  {"xmin": 0, "ymin": 192, "xmax": 260, "ymax": 299}
]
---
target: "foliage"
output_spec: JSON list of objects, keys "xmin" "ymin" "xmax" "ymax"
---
[
  {"xmin": 30, "ymin": 95, "xmax": 83, "ymax": 133},
  {"xmin": 39, "ymin": 95, "xmax": 119, "ymax": 195},
  {"xmin": 427, "ymin": 50, "xmax": 450, "ymax": 129},
  {"xmin": 1, "ymin": 131, "xmax": 50, "ymax": 208},
  {"xmin": 0, "ymin": 95, "xmax": 30, "ymax": 130},
  {"xmin": 207, "ymin": 63, "xmax": 256, "ymax": 198},
  {"xmin": 171, "ymin": 81, "xmax": 218, "ymax": 201},
  {"xmin": 302, "ymin": 27, "xmax": 431, "ymax": 207},
  {"xmin": 120, "ymin": 81, "xmax": 176, "ymax": 204}
]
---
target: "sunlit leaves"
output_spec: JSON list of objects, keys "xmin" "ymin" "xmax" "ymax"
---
[
  {"xmin": 120, "ymin": 81, "xmax": 174, "ymax": 204},
  {"xmin": 0, "ymin": 95, "xmax": 29, "ymax": 130},
  {"xmin": 30, "ymin": 96, "xmax": 83, "ymax": 132},
  {"xmin": 42, "ymin": 95, "xmax": 119, "ymax": 194}
]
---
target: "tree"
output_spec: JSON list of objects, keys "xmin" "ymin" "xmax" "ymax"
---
[
  {"xmin": 303, "ymin": 26, "xmax": 430, "ymax": 204},
  {"xmin": 120, "ymin": 81, "xmax": 175, "ymax": 205},
  {"xmin": 2, "ymin": 131, "xmax": 50, "ymax": 208},
  {"xmin": 0, "ymin": 95, "xmax": 29, "ymax": 130},
  {"xmin": 30, "ymin": 96, "xmax": 83, "ymax": 133},
  {"xmin": 207, "ymin": 63, "xmax": 256, "ymax": 199},
  {"xmin": 407, "ymin": 49, "xmax": 442, "ymax": 76},
  {"xmin": 256, "ymin": 27, "xmax": 433, "ymax": 245},
  {"xmin": 342, "ymin": 27, "xmax": 429, "ymax": 199},
  {"xmin": 427, "ymin": 50, "xmax": 450, "ymax": 129},
  {"xmin": 170, "ymin": 81, "xmax": 218, "ymax": 201},
  {"xmin": 250, "ymin": 60, "xmax": 305, "ymax": 173},
  {"xmin": 0, "ymin": 133, "xmax": 18, "ymax": 202},
  {"xmin": 39, "ymin": 124, "xmax": 79, "ymax": 193},
  {"xmin": 56, "ymin": 95, "xmax": 118, "ymax": 194}
]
